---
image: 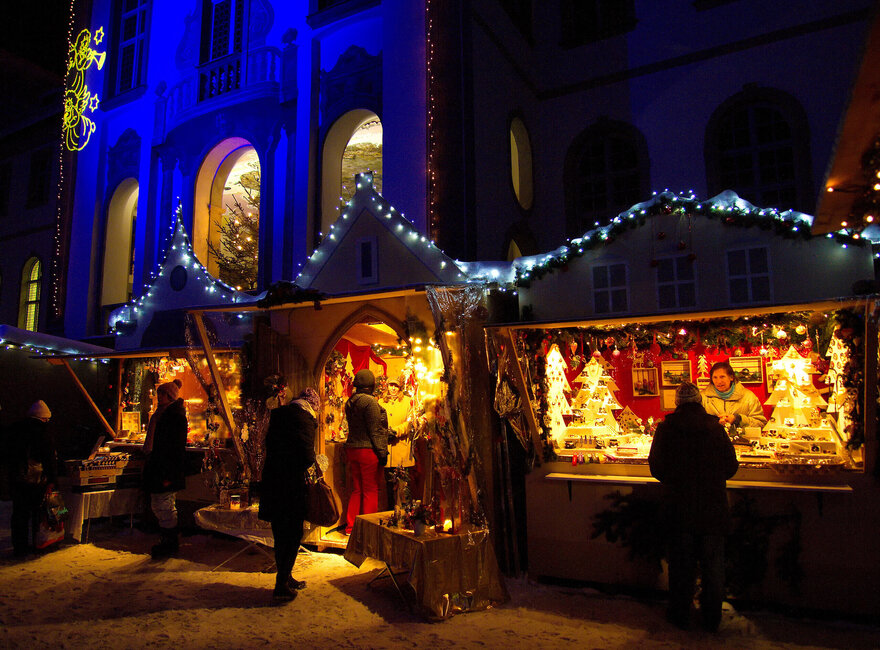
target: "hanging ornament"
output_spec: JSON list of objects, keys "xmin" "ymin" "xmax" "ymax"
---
[
  {"xmin": 604, "ymin": 336, "xmax": 615, "ymax": 347},
  {"xmin": 776, "ymin": 329, "xmax": 788, "ymax": 340},
  {"xmin": 795, "ymin": 324, "xmax": 807, "ymax": 335},
  {"xmin": 803, "ymin": 338, "xmax": 813, "ymax": 350},
  {"xmin": 612, "ymin": 346, "xmax": 620, "ymax": 358}
]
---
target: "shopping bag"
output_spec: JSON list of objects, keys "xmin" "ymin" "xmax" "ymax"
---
[
  {"xmin": 305, "ymin": 465, "xmax": 340, "ymax": 527},
  {"xmin": 44, "ymin": 490, "xmax": 69, "ymax": 526},
  {"xmin": 35, "ymin": 518, "xmax": 65, "ymax": 549}
]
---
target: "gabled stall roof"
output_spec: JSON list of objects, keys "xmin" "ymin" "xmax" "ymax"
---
[
  {"xmin": 295, "ymin": 172, "xmax": 469, "ymax": 295},
  {"xmin": 108, "ymin": 211, "xmax": 258, "ymax": 351}
]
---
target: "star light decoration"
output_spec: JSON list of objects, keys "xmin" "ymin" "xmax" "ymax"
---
[
  {"xmin": 511, "ymin": 190, "xmax": 867, "ymax": 287},
  {"xmin": 295, "ymin": 171, "xmax": 468, "ymax": 289},
  {"xmin": 108, "ymin": 207, "xmax": 254, "ymax": 335}
]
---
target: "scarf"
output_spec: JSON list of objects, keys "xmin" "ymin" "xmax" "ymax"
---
[{"xmin": 713, "ymin": 383, "xmax": 737, "ymax": 400}]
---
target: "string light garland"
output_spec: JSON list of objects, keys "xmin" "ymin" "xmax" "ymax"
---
[
  {"xmin": 426, "ymin": 0, "xmax": 440, "ymax": 242},
  {"xmin": 109, "ymin": 206, "xmax": 254, "ymax": 335},
  {"xmin": 51, "ymin": 3, "xmax": 106, "ymax": 321},
  {"xmin": 513, "ymin": 190, "xmax": 866, "ymax": 287},
  {"xmin": 295, "ymin": 171, "xmax": 465, "ymax": 289}
]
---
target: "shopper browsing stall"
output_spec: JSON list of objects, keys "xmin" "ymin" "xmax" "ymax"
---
[
  {"xmin": 259, "ymin": 387, "xmax": 319, "ymax": 602},
  {"xmin": 701, "ymin": 360, "xmax": 767, "ymax": 430},
  {"xmin": 343, "ymin": 369, "xmax": 389, "ymax": 535},
  {"xmin": 649, "ymin": 381, "xmax": 739, "ymax": 631},
  {"xmin": 6, "ymin": 400, "xmax": 57, "ymax": 557},
  {"xmin": 142, "ymin": 379, "xmax": 187, "ymax": 559}
]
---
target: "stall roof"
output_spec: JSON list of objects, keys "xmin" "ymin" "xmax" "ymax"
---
[
  {"xmin": 0, "ymin": 323, "xmax": 114, "ymax": 356},
  {"xmin": 108, "ymin": 212, "xmax": 259, "ymax": 351},
  {"xmin": 487, "ymin": 297, "xmax": 877, "ymax": 330}
]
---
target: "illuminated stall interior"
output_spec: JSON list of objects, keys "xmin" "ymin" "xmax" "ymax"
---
[{"xmin": 490, "ymin": 301, "xmax": 871, "ymax": 473}]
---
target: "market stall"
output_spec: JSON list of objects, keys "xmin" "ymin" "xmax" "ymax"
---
[{"xmin": 485, "ymin": 299, "xmax": 880, "ymax": 614}]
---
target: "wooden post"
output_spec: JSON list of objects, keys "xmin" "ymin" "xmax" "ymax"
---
[
  {"xmin": 190, "ymin": 310, "xmax": 251, "ymax": 481},
  {"xmin": 57, "ymin": 358, "xmax": 116, "ymax": 439},
  {"xmin": 863, "ymin": 300, "xmax": 878, "ymax": 475},
  {"xmin": 503, "ymin": 328, "xmax": 545, "ymax": 460}
]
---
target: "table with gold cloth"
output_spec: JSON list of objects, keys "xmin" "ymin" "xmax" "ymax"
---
[{"xmin": 343, "ymin": 511, "xmax": 508, "ymax": 619}]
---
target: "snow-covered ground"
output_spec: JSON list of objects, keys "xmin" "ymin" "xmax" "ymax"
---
[{"xmin": 1, "ymin": 504, "xmax": 877, "ymax": 649}]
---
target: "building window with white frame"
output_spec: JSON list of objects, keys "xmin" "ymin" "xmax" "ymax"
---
[
  {"xmin": 19, "ymin": 257, "xmax": 42, "ymax": 332},
  {"xmin": 593, "ymin": 262, "xmax": 627, "ymax": 314},
  {"xmin": 113, "ymin": 0, "xmax": 149, "ymax": 95},
  {"xmin": 727, "ymin": 245, "xmax": 771, "ymax": 304},
  {"xmin": 656, "ymin": 255, "xmax": 695, "ymax": 310}
]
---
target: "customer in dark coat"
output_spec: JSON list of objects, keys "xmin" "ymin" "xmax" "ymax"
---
[
  {"xmin": 649, "ymin": 381, "xmax": 739, "ymax": 632},
  {"xmin": 7, "ymin": 400, "xmax": 57, "ymax": 556},
  {"xmin": 259, "ymin": 387, "xmax": 319, "ymax": 602},
  {"xmin": 343, "ymin": 369, "xmax": 389, "ymax": 535},
  {"xmin": 142, "ymin": 379, "xmax": 188, "ymax": 558}
]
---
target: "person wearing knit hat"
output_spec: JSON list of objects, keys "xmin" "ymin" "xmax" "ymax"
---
[
  {"xmin": 142, "ymin": 378, "xmax": 187, "ymax": 559},
  {"xmin": 343, "ymin": 368, "xmax": 389, "ymax": 535},
  {"xmin": 8, "ymin": 400, "xmax": 58, "ymax": 556},
  {"xmin": 26, "ymin": 400, "xmax": 52, "ymax": 421},
  {"xmin": 649, "ymin": 380, "xmax": 739, "ymax": 632},
  {"xmin": 259, "ymin": 385, "xmax": 320, "ymax": 601},
  {"xmin": 674, "ymin": 381, "xmax": 702, "ymax": 406}
]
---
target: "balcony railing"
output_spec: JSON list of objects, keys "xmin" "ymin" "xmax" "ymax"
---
[{"xmin": 162, "ymin": 46, "xmax": 281, "ymax": 132}]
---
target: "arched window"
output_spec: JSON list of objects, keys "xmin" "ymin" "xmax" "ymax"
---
[
  {"xmin": 194, "ymin": 139, "xmax": 261, "ymax": 290},
  {"xmin": 321, "ymin": 111, "xmax": 383, "ymax": 241},
  {"xmin": 564, "ymin": 120, "xmax": 650, "ymax": 236},
  {"xmin": 102, "ymin": 179, "xmax": 138, "ymax": 306},
  {"xmin": 510, "ymin": 116, "xmax": 534, "ymax": 211},
  {"xmin": 705, "ymin": 87, "xmax": 812, "ymax": 211},
  {"xmin": 19, "ymin": 257, "xmax": 41, "ymax": 331}
]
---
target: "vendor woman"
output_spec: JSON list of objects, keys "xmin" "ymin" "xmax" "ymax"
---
[{"xmin": 701, "ymin": 361, "xmax": 767, "ymax": 430}]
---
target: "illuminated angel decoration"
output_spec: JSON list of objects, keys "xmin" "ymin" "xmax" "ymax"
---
[{"xmin": 63, "ymin": 28, "xmax": 106, "ymax": 151}]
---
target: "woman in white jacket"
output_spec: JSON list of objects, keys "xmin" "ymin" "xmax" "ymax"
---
[{"xmin": 701, "ymin": 361, "xmax": 767, "ymax": 429}]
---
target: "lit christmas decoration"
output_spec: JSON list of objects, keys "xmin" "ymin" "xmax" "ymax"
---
[{"xmin": 63, "ymin": 26, "xmax": 106, "ymax": 151}]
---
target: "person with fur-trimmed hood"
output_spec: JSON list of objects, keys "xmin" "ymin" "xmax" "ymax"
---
[
  {"xmin": 342, "ymin": 369, "xmax": 389, "ymax": 535},
  {"xmin": 142, "ymin": 379, "xmax": 187, "ymax": 559},
  {"xmin": 259, "ymin": 387, "xmax": 320, "ymax": 602}
]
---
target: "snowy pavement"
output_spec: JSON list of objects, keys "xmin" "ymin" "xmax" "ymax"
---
[{"xmin": 0, "ymin": 507, "xmax": 877, "ymax": 649}]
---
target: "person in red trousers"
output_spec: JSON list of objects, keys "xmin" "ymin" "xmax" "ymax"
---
[{"xmin": 342, "ymin": 369, "xmax": 389, "ymax": 535}]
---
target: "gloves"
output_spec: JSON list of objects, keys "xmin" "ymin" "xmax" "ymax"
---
[{"xmin": 376, "ymin": 450, "xmax": 389, "ymax": 465}]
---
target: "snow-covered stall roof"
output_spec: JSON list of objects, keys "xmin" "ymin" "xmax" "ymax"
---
[
  {"xmin": 108, "ymin": 211, "xmax": 258, "ymax": 351},
  {"xmin": 294, "ymin": 172, "xmax": 469, "ymax": 295}
]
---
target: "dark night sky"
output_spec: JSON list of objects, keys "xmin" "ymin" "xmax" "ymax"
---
[{"xmin": 6, "ymin": 5, "xmax": 69, "ymax": 77}]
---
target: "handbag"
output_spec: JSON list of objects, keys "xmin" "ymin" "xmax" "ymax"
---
[
  {"xmin": 305, "ymin": 464, "xmax": 341, "ymax": 527},
  {"xmin": 44, "ymin": 490, "xmax": 69, "ymax": 527},
  {"xmin": 35, "ymin": 518, "xmax": 64, "ymax": 549}
]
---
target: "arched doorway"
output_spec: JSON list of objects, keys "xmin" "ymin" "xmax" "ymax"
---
[
  {"xmin": 102, "ymin": 178, "xmax": 138, "ymax": 306},
  {"xmin": 194, "ymin": 138, "xmax": 261, "ymax": 289},
  {"xmin": 321, "ymin": 111, "xmax": 383, "ymax": 239},
  {"xmin": 313, "ymin": 309, "xmax": 441, "ymax": 546}
]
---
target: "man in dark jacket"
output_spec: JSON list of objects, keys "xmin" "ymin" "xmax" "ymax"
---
[
  {"xmin": 142, "ymin": 379, "xmax": 187, "ymax": 558},
  {"xmin": 7, "ymin": 400, "xmax": 57, "ymax": 556},
  {"xmin": 259, "ymin": 387, "xmax": 319, "ymax": 602},
  {"xmin": 649, "ymin": 381, "xmax": 739, "ymax": 632},
  {"xmin": 343, "ymin": 369, "xmax": 389, "ymax": 535}
]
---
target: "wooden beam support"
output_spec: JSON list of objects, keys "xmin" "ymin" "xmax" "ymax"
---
[
  {"xmin": 191, "ymin": 310, "xmax": 250, "ymax": 481},
  {"xmin": 60, "ymin": 359, "xmax": 116, "ymax": 439}
]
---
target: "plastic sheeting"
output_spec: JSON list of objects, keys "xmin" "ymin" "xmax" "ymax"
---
[
  {"xmin": 343, "ymin": 511, "xmax": 508, "ymax": 620},
  {"xmin": 194, "ymin": 504, "xmax": 274, "ymax": 547}
]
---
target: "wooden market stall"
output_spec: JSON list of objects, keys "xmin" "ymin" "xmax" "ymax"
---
[{"xmin": 486, "ymin": 299, "xmax": 880, "ymax": 617}]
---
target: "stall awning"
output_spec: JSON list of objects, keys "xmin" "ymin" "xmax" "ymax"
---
[{"xmin": 0, "ymin": 323, "xmax": 114, "ymax": 356}]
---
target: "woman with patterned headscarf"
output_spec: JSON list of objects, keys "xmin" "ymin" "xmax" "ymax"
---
[{"xmin": 259, "ymin": 387, "xmax": 320, "ymax": 602}]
